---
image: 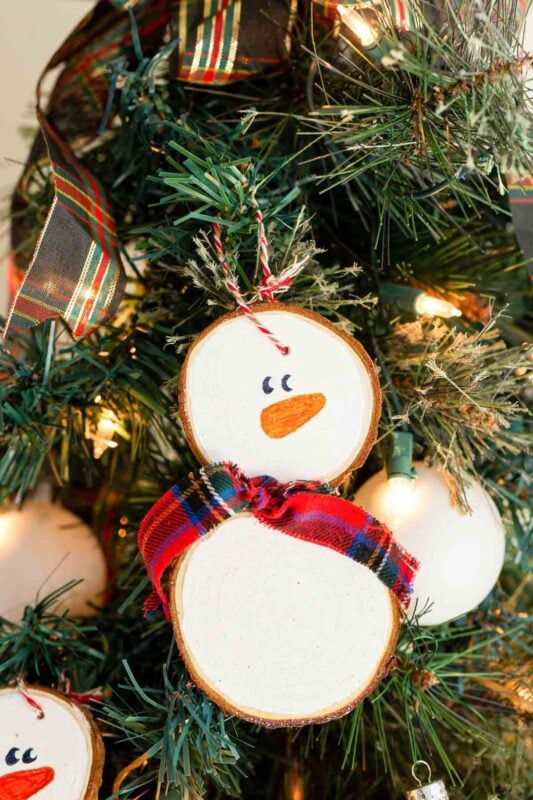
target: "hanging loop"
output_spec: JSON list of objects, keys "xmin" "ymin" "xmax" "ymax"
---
[{"xmin": 411, "ymin": 760, "xmax": 432, "ymax": 787}]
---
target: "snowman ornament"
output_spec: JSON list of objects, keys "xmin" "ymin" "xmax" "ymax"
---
[
  {"xmin": 0, "ymin": 685, "xmax": 104, "ymax": 799},
  {"xmin": 139, "ymin": 303, "xmax": 418, "ymax": 727}
]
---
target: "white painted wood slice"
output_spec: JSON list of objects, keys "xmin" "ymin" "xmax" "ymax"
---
[
  {"xmin": 0, "ymin": 685, "xmax": 104, "ymax": 799},
  {"xmin": 179, "ymin": 303, "xmax": 381, "ymax": 485},
  {"xmin": 171, "ymin": 515, "xmax": 399, "ymax": 727}
]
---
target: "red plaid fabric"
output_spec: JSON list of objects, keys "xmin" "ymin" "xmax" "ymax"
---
[{"xmin": 139, "ymin": 463, "xmax": 419, "ymax": 618}]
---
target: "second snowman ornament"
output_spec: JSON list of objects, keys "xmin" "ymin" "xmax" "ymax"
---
[{"xmin": 139, "ymin": 303, "xmax": 419, "ymax": 726}]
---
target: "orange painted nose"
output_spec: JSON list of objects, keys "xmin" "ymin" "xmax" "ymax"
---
[
  {"xmin": 0, "ymin": 767, "xmax": 55, "ymax": 800},
  {"xmin": 261, "ymin": 393, "xmax": 326, "ymax": 438}
]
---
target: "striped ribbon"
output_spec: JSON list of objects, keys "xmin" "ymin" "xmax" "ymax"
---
[
  {"xmin": 176, "ymin": 0, "xmax": 297, "ymax": 83},
  {"xmin": 8, "ymin": 0, "xmax": 528, "ymax": 341},
  {"xmin": 5, "ymin": 0, "xmax": 297, "ymax": 342},
  {"xmin": 138, "ymin": 462, "xmax": 419, "ymax": 617},
  {"xmin": 508, "ymin": 1, "xmax": 533, "ymax": 267},
  {"xmin": 4, "ymin": 0, "xmax": 173, "ymax": 340}
]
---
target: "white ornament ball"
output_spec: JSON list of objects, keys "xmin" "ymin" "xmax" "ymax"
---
[
  {"xmin": 0, "ymin": 500, "xmax": 107, "ymax": 623},
  {"xmin": 354, "ymin": 463, "xmax": 506, "ymax": 626}
]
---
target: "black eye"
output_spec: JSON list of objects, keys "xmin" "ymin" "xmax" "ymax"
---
[
  {"xmin": 5, "ymin": 748, "xmax": 20, "ymax": 766},
  {"xmin": 23, "ymin": 748, "xmax": 37, "ymax": 764},
  {"xmin": 281, "ymin": 374, "xmax": 293, "ymax": 392},
  {"xmin": 262, "ymin": 376, "xmax": 274, "ymax": 394}
]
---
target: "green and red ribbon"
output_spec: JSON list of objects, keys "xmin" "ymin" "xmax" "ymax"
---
[
  {"xmin": 4, "ymin": 0, "xmax": 296, "ymax": 342},
  {"xmin": 138, "ymin": 462, "xmax": 419, "ymax": 618},
  {"xmin": 6, "ymin": 0, "xmax": 531, "ymax": 341}
]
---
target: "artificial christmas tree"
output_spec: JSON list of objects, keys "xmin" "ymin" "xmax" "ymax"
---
[{"xmin": 0, "ymin": 1, "xmax": 531, "ymax": 798}]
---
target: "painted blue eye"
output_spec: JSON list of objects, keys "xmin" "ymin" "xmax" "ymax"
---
[
  {"xmin": 281, "ymin": 374, "xmax": 293, "ymax": 392},
  {"xmin": 5, "ymin": 748, "xmax": 20, "ymax": 766},
  {"xmin": 23, "ymin": 748, "xmax": 37, "ymax": 764},
  {"xmin": 262, "ymin": 376, "xmax": 274, "ymax": 394}
]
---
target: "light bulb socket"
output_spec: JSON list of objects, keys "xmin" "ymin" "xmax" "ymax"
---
[
  {"xmin": 379, "ymin": 282, "xmax": 421, "ymax": 314},
  {"xmin": 387, "ymin": 431, "xmax": 416, "ymax": 480}
]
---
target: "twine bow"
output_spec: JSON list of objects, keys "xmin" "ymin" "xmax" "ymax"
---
[
  {"xmin": 138, "ymin": 462, "xmax": 419, "ymax": 618},
  {"xmin": 213, "ymin": 204, "xmax": 310, "ymax": 355}
]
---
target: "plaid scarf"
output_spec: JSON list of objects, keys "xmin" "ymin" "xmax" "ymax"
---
[{"xmin": 138, "ymin": 462, "xmax": 419, "ymax": 617}]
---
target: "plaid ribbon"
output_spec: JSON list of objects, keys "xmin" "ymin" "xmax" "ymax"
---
[
  {"xmin": 138, "ymin": 462, "xmax": 419, "ymax": 617},
  {"xmin": 174, "ymin": 0, "xmax": 297, "ymax": 84},
  {"xmin": 5, "ymin": 0, "xmax": 296, "ymax": 341},
  {"xmin": 508, "ymin": 1, "xmax": 533, "ymax": 267},
  {"xmin": 5, "ymin": 114, "xmax": 126, "ymax": 338},
  {"xmin": 507, "ymin": 176, "xmax": 533, "ymax": 269},
  {"xmin": 4, "ymin": 0, "xmax": 173, "ymax": 340}
]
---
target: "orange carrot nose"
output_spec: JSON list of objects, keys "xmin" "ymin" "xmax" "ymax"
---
[
  {"xmin": 0, "ymin": 767, "xmax": 55, "ymax": 800},
  {"xmin": 261, "ymin": 393, "xmax": 326, "ymax": 439}
]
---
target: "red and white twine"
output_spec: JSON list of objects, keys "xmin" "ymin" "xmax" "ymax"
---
[
  {"xmin": 213, "ymin": 205, "xmax": 307, "ymax": 355},
  {"xmin": 58, "ymin": 673, "xmax": 104, "ymax": 705},
  {"xmin": 17, "ymin": 678, "xmax": 45, "ymax": 719}
]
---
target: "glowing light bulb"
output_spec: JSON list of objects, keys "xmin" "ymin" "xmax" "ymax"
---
[
  {"xmin": 383, "ymin": 475, "xmax": 416, "ymax": 529},
  {"xmin": 337, "ymin": 6, "xmax": 377, "ymax": 48},
  {"xmin": 414, "ymin": 293, "xmax": 462, "ymax": 319},
  {"xmin": 0, "ymin": 515, "xmax": 10, "ymax": 550},
  {"xmin": 88, "ymin": 407, "xmax": 119, "ymax": 459}
]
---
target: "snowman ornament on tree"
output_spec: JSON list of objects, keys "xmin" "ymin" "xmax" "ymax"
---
[
  {"xmin": 0, "ymin": 685, "xmax": 104, "ymax": 799},
  {"xmin": 139, "ymin": 220, "xmax": 418, "ymax": 727}
]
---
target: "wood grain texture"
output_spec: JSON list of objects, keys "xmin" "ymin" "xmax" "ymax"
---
[{"xmin": 170, "ymin": 519, "xmax": 400, "ymax": 728}]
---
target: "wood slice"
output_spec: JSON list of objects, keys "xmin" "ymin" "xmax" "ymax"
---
[
  {"xmin": 179, "ymin": 303, "xmax": 381, "ymax": 486},
  {"xmin": 171, "ymin": 515, "xmax": 400, "ymax": 727},
  {"xmin": 0, "ymin": 685, "xmax": 104, "ymax": 799}
]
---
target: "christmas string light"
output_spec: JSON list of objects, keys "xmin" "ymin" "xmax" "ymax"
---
[
  {"xmin": 90, "ymin": 408, "xmax": 120, "ymax": 459},
  {"xmin": 337, "ymin": 5, "xmax": 378, "ymax": 48},
  {"xmin": 382, "ymin": 430, "xmax": 417, "ymax": 528},
  {"xmin": 413, "ymin": 292, "xmax": 462, "ymax": 319},
  {"xmin": 379, "ymin": 282, "xmax": 462, "ymax": 319}
]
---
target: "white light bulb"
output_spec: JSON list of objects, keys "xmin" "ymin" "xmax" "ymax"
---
[
  {"xmin": 0, "ymin": 515, "xmax": 11, "ymax": 551},
  {"xmin": 414, "ymin": 293, "xmax": 462, "ymax": 319},
  {"xmin": 90, "ymin": 407, "xmax": 119, "ymax": 459},
  {"xmin": 383, "ymin": 475, "xmax": 416, "ymax": 529},
  {"xmin": 337, "ymin": 6, "xmax": 377, "ymax": 47}
]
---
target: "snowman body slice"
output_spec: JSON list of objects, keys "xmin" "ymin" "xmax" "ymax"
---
[
  {"xmin": 0, "ymin": 686, "xmax": 103, "ymax": 800},
  {"xmin": 171, "ymin": 514, "xmax": 398, "ymax": 725},
  {"xmin": 173, "ymin": 304, "xmax": 399, "ymax": 726}
]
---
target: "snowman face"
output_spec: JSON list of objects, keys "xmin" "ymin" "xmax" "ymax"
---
[
  {"xmin": 180, "ymin": 305, "xmax": 380, "ymax": 483},
  {"xmin": 0, "ymin": 687, "xmax": 102, "ymax": 799}
]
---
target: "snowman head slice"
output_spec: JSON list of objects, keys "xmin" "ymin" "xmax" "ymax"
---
[
  {"xmin": 0, "ymin": 686, "xmax": 104, "ymax": 800},
  {"xmin": 172, "ymin": 305, "xmax": 399, "ymax": 727},
  {"xmin": 179, "ymin": 303, "xmax": 381, "ymax": 486}
]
